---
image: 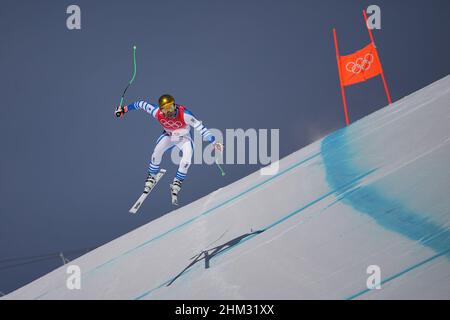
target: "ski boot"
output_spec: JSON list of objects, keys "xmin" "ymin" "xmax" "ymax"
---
[
  {"xmin": 144, "ymin": 173, "xmax": 157, "ymax": 194},
  {"xmin": 170, "ymin": 178, "xmax": 183, "ymax": 205}
]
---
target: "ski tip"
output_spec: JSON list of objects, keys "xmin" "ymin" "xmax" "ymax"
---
[
  {"xmin": 129, "ymin": 204, "xmax": 140, "ymax": 214},
  {"xmin": 129, "ymin": 206, "xmax": 140, "ymax": 214}
]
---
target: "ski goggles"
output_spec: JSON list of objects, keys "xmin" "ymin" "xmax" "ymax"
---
[
  {"xmin": 161, "ymin": 103, "xmax": 176, "ymax": 117},
  {"xmin": 160, "ymin": 102, "xmax": 175, "ymax": 112}
]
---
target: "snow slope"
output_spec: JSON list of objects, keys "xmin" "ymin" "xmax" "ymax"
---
[{"xmin": 4, "ymin": 75, "xmax": 450, "ymax": 300}]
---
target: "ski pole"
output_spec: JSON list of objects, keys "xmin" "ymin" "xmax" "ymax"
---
[
  {"xmin": 116, "ymin": 45, "xmax": 137, "ymax": 117},
  {"xmin": 215, "ymin": 150, "xmax": 226, "ymax": 176}
]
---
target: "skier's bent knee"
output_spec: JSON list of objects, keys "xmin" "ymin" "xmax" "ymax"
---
[{"xmin": 180, "ymin": 160, "xmax": 191, "ymax": 171}]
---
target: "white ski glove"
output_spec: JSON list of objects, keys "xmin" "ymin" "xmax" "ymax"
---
[{"xmin": 214, "ymin": 142, "xmax": 224, "ymax": 152}]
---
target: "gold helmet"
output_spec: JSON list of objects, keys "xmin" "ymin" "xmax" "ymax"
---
[
  {"xmin": 158, "ymin": 94, "xmax": 175, "ymax": 110},
  {"xmin": 158, "ymin": 94, "xmax": 176, "ymax": 118}
]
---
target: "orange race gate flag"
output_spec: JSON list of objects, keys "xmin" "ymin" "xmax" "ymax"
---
[
  {"xmin": 339, "ymin": 43, "xmax": 382, "ymax": 86},
  {"xmin": 333, "ymin": 10, "xmax": 392, "ymax": 125}
]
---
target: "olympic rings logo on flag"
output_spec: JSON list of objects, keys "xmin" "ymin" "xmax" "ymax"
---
[
  {"xmin": 345, "ymin": 53, "xmax": 374, "ymax": 74},
  {"xmin": 160, "ymin": 119, "xmax": 184, "ymax": 129}
]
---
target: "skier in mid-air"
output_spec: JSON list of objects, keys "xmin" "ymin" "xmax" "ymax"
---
[{"xmin": 115, "ymin": 94, "xmax": 223, "ymax": 206}]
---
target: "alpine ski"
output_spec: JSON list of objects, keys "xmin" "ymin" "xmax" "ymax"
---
[{"xmin": 129, "ymin": 169, "xmax": 166, "ymax": 214}]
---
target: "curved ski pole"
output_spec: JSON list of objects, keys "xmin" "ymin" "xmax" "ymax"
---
[{"xmin": 116, "ymin": 45, "xmax": 137, "ymax": 117}]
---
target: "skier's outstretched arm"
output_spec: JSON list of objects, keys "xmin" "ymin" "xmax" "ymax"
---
[{"xmin": 184, "ymin": 108, "xmax": 224, "ymax": 151}]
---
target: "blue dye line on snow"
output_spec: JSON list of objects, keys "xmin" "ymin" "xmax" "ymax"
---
[
  {"xmin": 135, "ymin": 262, "xmax": 202, "ymax": 300},
  {"xmin": 321, "ymin": 127, "xmax": 450, "ymax": 258},
  {"xmin": 346, "ymin": 247, "xmax": 450, "ymax": 300},
  {"xmin": 321, "ymin": 127, "xmax": 450, "ymax": 299}
]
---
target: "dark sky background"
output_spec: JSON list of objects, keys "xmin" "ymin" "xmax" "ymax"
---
[{"xmin": 0, "ymin": 0, "xmax": 449, "ymax": 295}]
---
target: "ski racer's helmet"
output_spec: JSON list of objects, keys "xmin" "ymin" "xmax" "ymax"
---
[
  {"xmin": 158, "ymin": 94, "xmax": 176, "ymax": 118},
  {"xmin": 159, "ymin": 94, "xmax": 175, "ymax": 109}
]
